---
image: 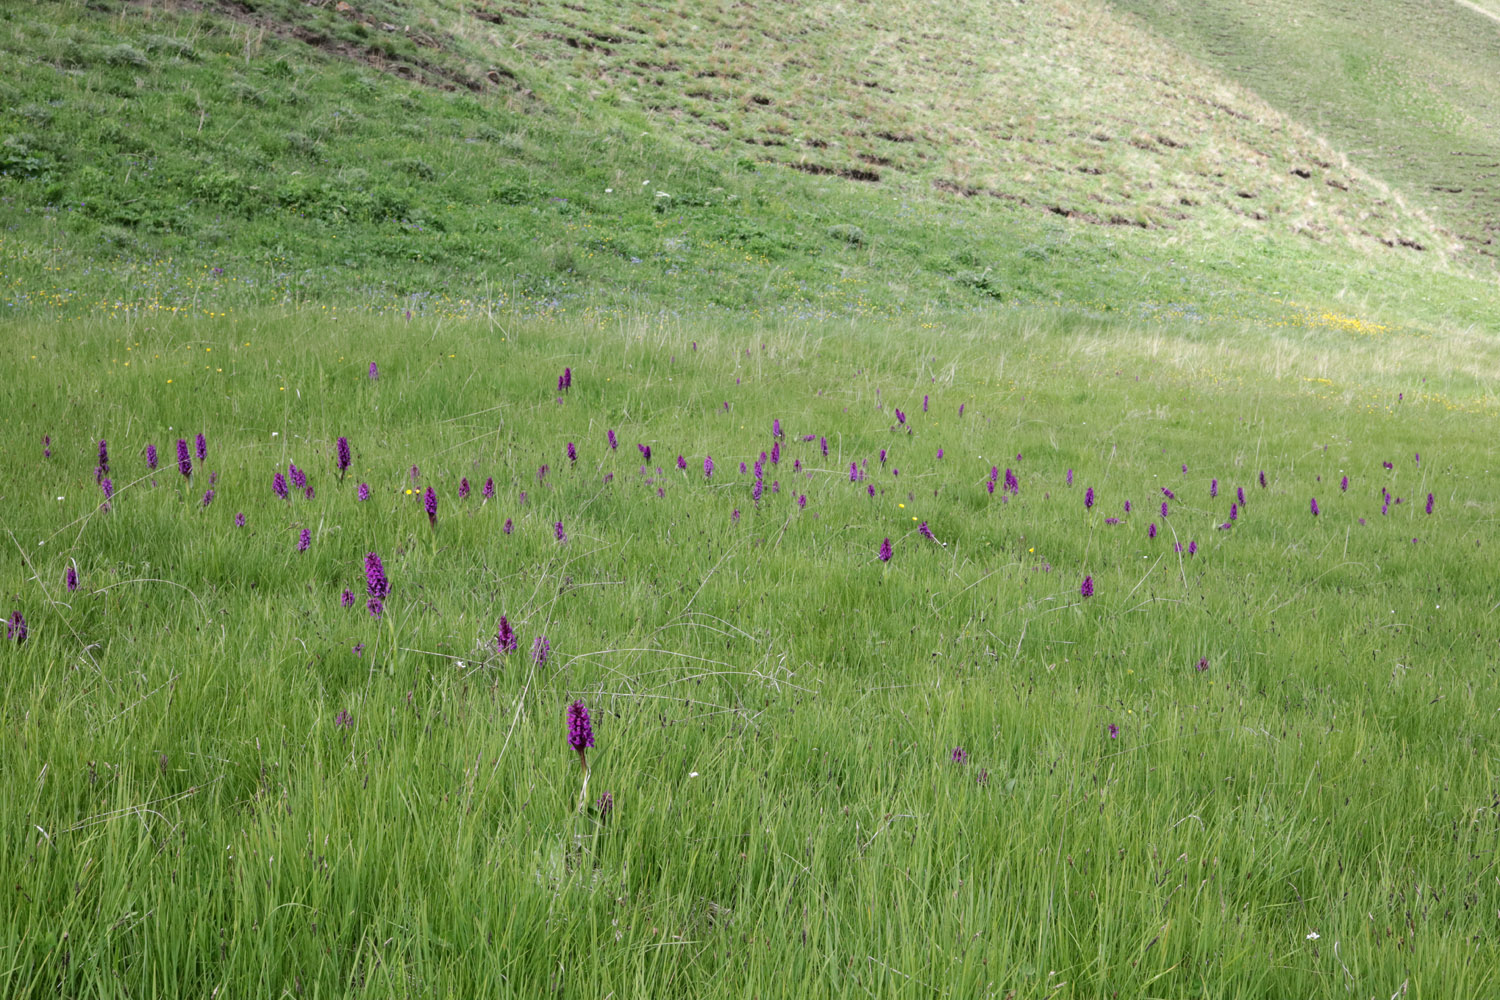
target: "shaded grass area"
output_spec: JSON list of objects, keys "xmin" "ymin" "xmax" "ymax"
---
[{"xmin": 1, "ymin": 309, "xmax": 1497, "ymax": 997}]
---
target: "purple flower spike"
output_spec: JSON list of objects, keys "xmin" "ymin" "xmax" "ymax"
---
[
  {"xmin": 176, "ymin": 439, "xmax": 191, "ymax": 479},
  {"xmin": 101, "ymin": 477, "xmax": 113, "ymax": 502},
  {"xmin": 1123, "ymin": 500, "xmax": 1131, "ymax": 513},
  {"xmin": 704, "ymin": 454, "xmax": 715, "ymax": 479},
  {"xmin": 1341, "ymin": 476, "xmax": 1349, "ymax": 492},
  {"xmin": 773, "ymin": 418, "xmax": 783, "ymax": 439},
  {"xmin": 503, "ymin": 517, "xmax": 513, "ymax": 534},
  {"xmin": 866, "ymin": 484, "xmax": 875, "ymax": 497},
  {"xmin": 918, "ymin": 521, "xmax": 935, "ymax": 541},
  {"xmin": 6, "ymin": 611, "xmax": 27, "ymax": 644},
  {"xmin": 146, "ymin": 444, "xmax": 157, "ymax": 470},
  {"xmin": 1066, "ymin": 469, "xmax": 1074, "ymax": 487},
  {"xmin": 365, "ymin": 552, "xmax": 389, "ymax": 601},
  {"xmin": 950, "ymin": 746, "xmax": 967, "ymax": 764},
  {"xmin": 731, "ymin": 508, "xmax": 741, "ymax": 522},
  {"xmin": 1310, "ymin": 497, "xmax": 1319, "ymax": 516},
  {"xmin": 1162, "ymin": 487, "xmax": 1174, "ymax": 500},
  {"xmin": 497, "ymin": 616, "xmax": 517, "ymax": 654},
  {"xmin": 532, "ymin": 635, "xmax": 550, "ymax": 667},
  {"xmin": 98, "ymin": 439, "xmax": 109, "ymax": 474},
  {"xmin": 357, "ymin": 482, "xmax": 369, "ymax": 502},
  {"xmin": 336, "ymin": 436, "xmax": 351, "ymax": 478},
  {"xmin": 850, "ymin": 462, "xmax": 859, "ymax": 483},
  {"xmin": 1210, "ymin": 478, "xmax": 1218, "ymax": 498},
  {"xmin": 797, "ymin": 494, "xmax": 807, "ymax": 509},
  {"xmin": 235, "ymin": 512, "xmax": 246, "ymax": 527},
  {"xmin": 367, "ymin": 597, "xmax": 383, "ymax": 618},
  {"xmin": 459, "ymin": 478, "xmax": 470, "ymax": 499},
  {"xmin": 923, "ymin": 395, "xmax": 929, "ymax": 413},
  {"xmin": 297, "ymin": 529, "xmax": 310, "ymax": 551},
  {"xmin": 607, "ymin": 429, "xmax": 618, "ymax": 451},
  {"xmin": 895, "ymin": 408, "xmax": 906, "ymax": 425},
  {"xmin": 43, "ymin": 435, "xmax": 51, "ymax": 459},
  {"xmin": 1085, "ymin": 487, "xmax": 1094, "ymax": 509},
  {"xmin": 987, "ymin": 480, "xmax": 995, "ymax": 495},
  {"xmin": 1004, "ymin": 469, "xmax": 1018, "ymax": 494},
  {"xmin": 538, "ymin": 464, "xmax": 549, "ymax": 483},
  {"xmin": 1148, "ymin": 522, "xmax": 1157, "ymax": 539},
  {"xmin": 1426, "ymin": 493, "xmax": 1434, "ymax": 514},
  {"xmin": 936, "ymin": 448, "xmax": 944, "ymax": 460},
  {"xmin": 1236, "ymin": 486, "xmax": 1246, "ymax": 506},
  {"xmin": 878, "ymin": 538, "xmax": 893, "ymax": 562},
  {"xmin": 1258, "ymin": 470, "xmax": 1267, "ymax": 488},
  {"xmin": 341, "ymin": 589, "xmax": 355, "ymax": 608},
  {"xmin": 369, "ymin": 362, "xmax": 379, "ymax": 380},
  {"xmin": 958, "ymin": 403, "xmax": 965, "ymax": 417},
  {"xmin": 272, "ymin": 471, "xmax": 287, "ymax": 500},
  {"xmin": 1196, "ymin": 656, "xmax": 1209, "ymax": 672},
  {"xmin": 289, "ymin": 463, "xmax": 306, "ymax": 490},
  {"xmin": 1230, "ymin": 502, "xmax": 1238, "ymax": 521},
  {"xmin": 66, "ymin": 566, "xmax": 78, "ymax": 592},
  {"xmin": 1107, "ymin": 723, "xmax": 1119, "ymax": 739},
  {"xmin": 753, "ymin": 479, "xmax": 764, "ymax": 504},
  {"xmin": 424, "ymin": 487, "xmax": 437, "ymax": 527},
  {"xmin": 201, "ymin": 489, "xmax": 215, "ymax": 507},
  {"xmin": 880, "ymin": 449, "xmax": 888, "ymax": 466},
  {"xmin": 676, "ymin": 455, "xmax": 687, "ymax": 471},
  {"xmin": 771, "ymin": 441, "xmax": 781, "ymax": 465},
  {"xmin": 410, "ymin": 465, "xmax": 420, "ymax": 484},
  {"xmin": 555, "ymin": 521, "xmax": 567, "ymax": 543},
  {"xmin": 567, "ymin": 699, "xmax": 593, "ymax": 769},
  {"xmin": 1160, "ymin": 500, "xmax": 1169, "ymax": 518},
  {"xmin": 196, "ymin": 433, "xmax": 207, "ymax": 462},
  {"xmin": 567, "ymin": 442, "xmax": 578, "ymax": 464},
  {"xmin": 483, "ymin": 478, "xmax": 495, "ymax": 500},
  {"xmin": 820, "ymin": 436, "xmax": 829, "ymax": 457},
  {"xmin": 1081, "ymin": 575, "xmax": 1094, "ymax": 598}
]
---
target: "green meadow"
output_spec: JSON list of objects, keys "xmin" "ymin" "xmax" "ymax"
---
[{"xmin": 3, "ymin": 0, "xmax": 1500, "ymax": 997}]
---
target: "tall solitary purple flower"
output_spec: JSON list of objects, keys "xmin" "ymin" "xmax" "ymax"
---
[
  {"xmin": 1066, "ymin": 468, "xmax": 1074, "ymax": 487},
  {"xmin": 771, "ymin": 441, "xmax": 781, "ymax": 465},
  {"xmin": 638, "ymin": 444, "xmax": 651, "ymax": 462},
  {"xmin": 1229, "ymin": 502, "xmax": 1238, "ymax": 521},
  {"xmin": 1210, "ymin": 478, "xmax": 1218, "ymax": 498},
  {"xmin": 773, "ymin": 418, "xmax": 783, "ymax": 439},
  {"xmin": 43, "ymin": 435, "xmax": 51, "ymax": 459},
  {"xmin": 483, "ymin": 478, "xmax": 495, "ymax": 500},
  {"xmin": 424, "ymin": 487, "xmax": 437, "ymax": 527},
  {"xmin": 1426, "ymin": 492, "xmax": 1435, "ymax": 514},
  {"xmin": 357, "ymin": 482, "xmax": 370, "ymax": 502},
  {"xmin": 532, "ymin": 635, "xmax": 550, "ymax": 667},
  {"xmin": 676, "ymin": 455, "xmax": 687, "ymax": 471},
  {"xmin": 922, "ymin": 395, "xmax": 929, "ymax": 413},
  {"xmin": 369, "ymin": 362, "xmax": 379, "ymax": 380},
  {"xmin": 297, "ymin": 529, "xmax": 311, "ymax": 551},
  {"xmin": 1123, "ymin": 499, "xmax": 1132, "ymax": 513},
  {"xmin": 878, "ymin": 537, "xmax": 893, "ymax": 562},
  {"xmin": 146, "ymin": 444, "xmax": 157, "ymax": 470},
  {"xmin": 503, "ymin": 518, "xmax": 513, "ymax": 534},
  {"xmin": 1188, "ymin": 540, "xmax": 1197, "ymax": 556},
  {"xmin": 820, "ymin": 436, "xmax": 829, "ymax": 457},
  {"xmin": 607, "ymin": 429, "xmax": 617, "ymax": 451},
  {"xmin": 336, "ymin": 436, "xmax": 351, "ymax": 479},
  {"xmin": 555, "ymin": 521, "xmax": 567, "ymax": 543},
  {"xmin": 6, "ymin": 611, "xmax": 26, "ymax": 644},
  {"xmin": 235, "ymin": 512, "xmax": 246, "ymax": 527},
  {"xmin": 497, "ymin": 616, "xmax": 517, "ymax": 654},
  {"xmin": 196, "ymin": 433, "xmax": 207, "ymax": 462},
  {"xmin": 1107, "ymin": 723, "xmax": 1119, "ymax": 739},
  {"xmin": 1081, "ymin": 575, "xmax": 1094, "ymax": 598},
  {"xmin": 1148, "ymin": 522, "xmax": 1157, "ymax": 539},
  {"xmin": 201, "ymin": 489, "xmax": 215, "ymax": 507},
  {"xmin": 1340, "ymin": 475, "xmax": 1349, "ymax": 492},
  {"xmin": 273, "ymin": 472, "xmax": 289, "ymax": 500},
  {"xmin": 704, "ymin": 454, "xmax": 715, "ymax": 479},
  {"xmin": 850, "ymin": 462, "xmax": 860, "ymax": 483},
  {"xmin": 958, "ymin": 403, "xmax": 965, "ymax": 417},
  {"xmin": 176, "ymin": 439, "xmax": 191, "ymax": 479},
  {"xmin": 567, "ymin": 699, "xmax": 593, "ymax": 769},
  {"xmin": 1161, "ymin": 487, "xmax": 1175, "ymax": 500},
  {"xmin": 98, "ymin": 439, "xmax": 109, "ymax": 474},
  {"xmin": 567, "ymin": 442, "xmax": 577, "ymax": 464},
  {"xmin": 459, "ymin": 478, "xmax": 470, "ymax": 500},
  {"xmin": 365, "ymin": 552, "xmax": 389, "ymax": 602},
  {"xmin": 1236, "ymin": 486, "xmax": 1246, "ymax": 506},
  {"xmin": 1310, "ymin": 497, "xmax": 1319, "ymax": 516},
  {"xmin": 1160, "ymin": 500, "xmax": 1169, "ymax": 518},
  {"xmin": 1258, "ymin": 470, "xmax": 1267, "ymax": 488},
  {"xmin": 65, "ymin": 566, "xmax": 78, "ymax": 593},
  {"xmin": 918, "ymin": 521, "xmax": 935, "ymax": 541},
  {"xmin": 1085, "ymin": 487, "xmax": 1094, "ymax": 509},
  {"xmin": 341, "ymin": 589, "xmax": 355, "ymax": 608},
  {"xmin": 797, "ymin": 494, "xmax": 807, "ymax": 509}
]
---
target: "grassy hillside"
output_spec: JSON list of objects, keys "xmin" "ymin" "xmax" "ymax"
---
[
  {"xmin": 1, "ymin": 0, "xmax": 1496, "ymax": 332},
  {"xmin": 1107, "ymin": 0, "xmax": 1500, "ymax": 264}
]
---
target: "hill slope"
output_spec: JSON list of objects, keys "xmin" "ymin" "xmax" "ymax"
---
[{"xmin": 0, "ymin": 0, "xmax": 1495, "ymax": 327}]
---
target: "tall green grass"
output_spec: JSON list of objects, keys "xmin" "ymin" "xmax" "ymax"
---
[{"xmin": 2, "ymin": 308, "xmax": 1495, "ymax": 997}]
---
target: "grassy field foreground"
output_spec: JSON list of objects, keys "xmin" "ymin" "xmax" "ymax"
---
[{"xmin": 1, "ymin": 308, "xmax": 1498, "ymax": 998}]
